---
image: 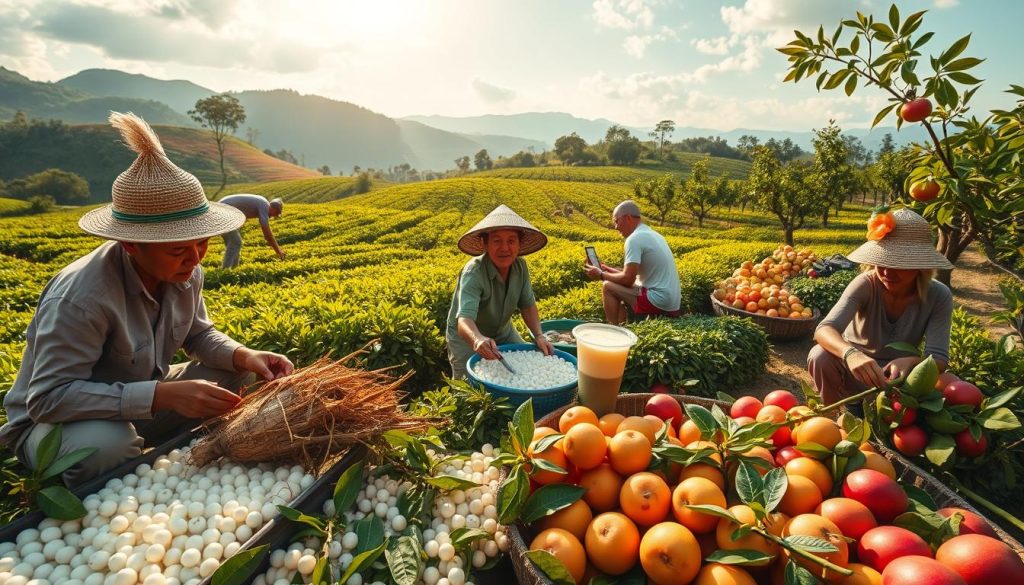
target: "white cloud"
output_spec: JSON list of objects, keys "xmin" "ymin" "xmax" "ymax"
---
[
  {"xmin": 622, "ymin": 26, "xmax": 679, "ymax": 59},
  {"xmin": 592, "ymin": 0, "xmax": 655, "ymax": 31},
  {"xmin": 472, "ymin": 79, "xmax": 517, "ymax": 104},
  {"xmin": 692, "ymin": 36, "xmax": 733, "ymax": 55},
  {"xmin": 934, "ymin": 0, "xmax": 958, "ymax": 8}
]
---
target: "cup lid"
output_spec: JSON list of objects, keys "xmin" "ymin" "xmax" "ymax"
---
[{"xmin": 571, "ymin": 323, "xmax": 638, "ymax": 348}]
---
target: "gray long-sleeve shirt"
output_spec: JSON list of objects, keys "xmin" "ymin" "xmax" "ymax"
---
[
  {"xmin": 218, "ymin": 194, "xmax": 271, "ymax": 229},
  {"xmin": 0, "ymin": 241, "xmax": 241, "ymax": 450},
  {"xmin": 816, "ymin": 271, "xmax": 953, "ymax": 363}
]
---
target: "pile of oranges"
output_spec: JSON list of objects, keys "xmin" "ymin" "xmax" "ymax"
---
[
  {"xmin": 523, "ymin": 393, "xmax": 1024, "ymax": 585},
  {"xmin": 712, "ymin": 245, "xmax": 818, "ymax": 319}
]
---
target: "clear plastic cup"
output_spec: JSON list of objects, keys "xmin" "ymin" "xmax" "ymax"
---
[{"xmin": 571, "ymin": 324, "xmax": 638, "ymax": 416}]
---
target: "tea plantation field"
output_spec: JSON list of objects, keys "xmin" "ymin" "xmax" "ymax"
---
[{"xmin": 0, "ymin": 166, "xmax": 870, "ymax": 411}]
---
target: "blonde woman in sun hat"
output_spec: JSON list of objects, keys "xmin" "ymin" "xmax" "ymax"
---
[
  {"xmin": 445, "ymin": 205, "xmax": 554, "ymax": 379},
  {"xmin": 0, "ymin": 112, "xmax": 294, "ymax": 484},
  {"xmin": 808, "ymin": 207, "xmax": 954, "ymax": 406}
]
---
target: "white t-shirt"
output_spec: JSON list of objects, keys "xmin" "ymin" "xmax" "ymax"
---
[{"xmin": 624, "ymin": 223, "xmax": 681, "ymax": 311}]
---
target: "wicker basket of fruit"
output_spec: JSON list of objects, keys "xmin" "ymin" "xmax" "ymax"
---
[
  {"xmin": 710, "ymin": 293, "xmax": 821, "ymax": 340},
  {"xmin": 504, "ymin": 393, "xmax": 1023, "ymax": 585}
]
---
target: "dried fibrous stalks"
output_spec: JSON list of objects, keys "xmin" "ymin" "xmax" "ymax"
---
[{"xmin": 189, "ymin": 353, "xmax": 435, "ymax": 473}]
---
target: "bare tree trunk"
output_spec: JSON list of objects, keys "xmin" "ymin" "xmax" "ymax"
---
[
  {"xmin": 215, "ymin": 137, "xmax": 227, "ymax": 196},
  {"xmin": 821, "ymin": 209, "xmax": 829, "ymax": 228}
]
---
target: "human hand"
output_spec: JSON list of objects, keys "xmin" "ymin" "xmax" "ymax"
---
[
  {"xmin": 473, "ymin": 337, "xmax": 500, "ymax": 361},
  {"xmin": 599, "ymin": 263, "xmax": 616, "ymax": 273},
  {"xmin": 535, "ymin": 335, "xmax": 554, "ymax": 356},
  {"xmin": 584, "ymin": 264, "xmax": 602, "ymax": 280},
  {"xmin": 234, "ymin": 347, "xmax": 294, "ymax": 381},
  {"xmin": 153, "ymin": 380, "xmax": 241, "ymax": 419},
  {"xmin": 846, "ymin": 350, "xmax": 888, "ymax": 389},
  {"xmin": 884, "ymin": 356, "xmax": 922, "ymax": 381}
]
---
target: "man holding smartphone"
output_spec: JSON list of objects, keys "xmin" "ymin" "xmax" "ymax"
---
[{"xmin": 585, "ymin": 200, "xmax": 681, "ymax": 325}]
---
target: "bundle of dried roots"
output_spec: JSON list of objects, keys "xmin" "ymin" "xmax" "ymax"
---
[{"xmin": 189, "ymin": 355, "xmax": 435, "ymax": 473}]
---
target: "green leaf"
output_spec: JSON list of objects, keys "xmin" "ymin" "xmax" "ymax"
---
[
  {"xmin": 40, "ymin": 447, "xmax": 98, "ymax": 481},
  {"xmin": 531, "ymin": 458, "xmax": 567, "ymax": 475},
  {"xmin": 333, "ymin": 460, "xmax": 365, "ymax": 520},
  {"xmin": 794, "ymin": 442, "xmax": 833, "ymax": 459},
  {"xmin": 735, "ymin": 460, "xmax": 764, "ymax": 507},
  {"xmin": 913, "ymin": 31, "xmax": 935, "ymax": 50},
  {"xmin": 762, "ymin": 468, "xmax": 789, "ymax": 513},
  {"xmin": 784, "ymin": 534, "xmax": 839, "ymax": 553},
  {"xmin": 520, "ymin": 484, "xmax": 586, "ymax": 523},
  {"xmin": 705, "ymin": 549, "xmax": 775, "ymax": 566},
  {"xmin": 339, "ymin": 541, "xmax": 387, "ymax": 585},
  {"xmin": 533, "ymin": 433, "xmax": 564, "ymax": 454},
  {"xmin": 423, "ymin": 475, "xmax": 480, "ymax": 490},
  {"xmin": 785, "ymin": 559, "xmax": 819, "ymax": 585},
  {"xmin": 948, "ymin": 71, "xmax": 983, "ymax": 85},
  {"xmin": 310, "ymin": 556, "xmax": 331, "ymax": 585},
  {"xmin": 211, "ymin": 544, "xmax": 269, "ymax": 585},
  {"xmin": 385, "ymin": 535, "xmax": 422, "ymax": 585},
  {"xmin": 977, "ymin": 407, "xmax": 1020, "ymax": 430},
  {"xmin": 277, "ymin": 505, "xmax": 326, "ymax": 533},
  {"xmin": 449, "ymin": 527, "xmax": 491, "ymax": 551},
  {"xmin": 871, "ymin": 103, "xmax": 899, "ymax": 128},
  {"xmin": 903, "ymin": 484, "xmax": 938, "ymax": 513},
  {"xmin": 497, "ymin": 465, "xmax": 530, "ymax": 524},
  {"xmin": 36, "ymin": 424, "xmax": 62, "ymax": 474},
  {"xmin": 684, "ymin": 404, "xmax": 719, "ymax": 440},
  {"xmin": 353, "ymin": 515, "xmax": 386, "ymax": 555},
  {"xmin": 35, "ymin": 485, "xmax": 87, "ymax": 520},
  {"xmin": 512, "ymin": 399, "xmax": 535, "ymax": 457},
  {"xmin": 925, "ymin": 434, "xmax": 955, "ymax": 467},
  {"xmin": 382, "ymin": 430, "xmax": 416, "ymax": 449},
  {"xmin": 888, "ymin": 4, "xmax": 900, "ymax": 33},
  {"xmin": 940, "ymin": 34, "xmax": 972, "ymax": 65},
  {"xmin": 716, "ymin": 391, "xmax": 736, "ymax": 405},
  {"xmin": 844, "ymin": 74, "xmax": 858, "ymax": 96},
  {"xmin": 885, "ymin": 341, "xmax": 921, "ymax": 355},
  {"xmin": 683, "ymin": 504, "xmax": 739, "ymax": 523},
  {"xmin": 525, "ymin": 550, "xmax": 576, "ymax": 585},
  {"xmin": 983, "ymin": 387, "xmax": 1022, "ymax": 411}
]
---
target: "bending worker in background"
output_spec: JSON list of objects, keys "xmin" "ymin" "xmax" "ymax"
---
[
  {"xmin": 218, "ymin": 193, "xmax": 285, "ymax": 268},
  {"xmin": 0, "ymin": 113, "xmax": 294, "ymax": 484},
  {"xmin": 586, "ymin": 200, "xmax": 682, "ymax": 325}
]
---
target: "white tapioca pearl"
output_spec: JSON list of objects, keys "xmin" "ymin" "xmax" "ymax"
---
[
  {"xmin": 269, "ymin": 549, "xmax": 285, "ymax": 568},
  {"xmin": 235, "ymin": 525, "xmax": 253, "ymax": 543},
  {"xmin": 180, "ymin": 548, "xmax": 201, "ymax": 568},
  {"xmin": 184, "ymin": 535, "xmax": 204, "ymax": 551},
  {"xmin": 438, "ymin": 542, "xmax": 455, "ymax": 561},
  {"xmin": 283, "ymin": 549, "xmax": 300, "ymax": 571},
  {"xmin": 107, "ymin": 551, "xmax": 128, "ymax": 572},
  {"xmin": 199, "ymin": 557, "xmax": 219, "ymax": 578},
  {"xmin": 127, "ymin": 550, "xmax": 147, "ymax": 571},
  {"xmin": 450, "ymin": 514, "xmax": 466, "ymax": 530},
  {"xmin": 164, "ymin": 547, "xmax": 181, "ymax": 566},
  {"xmin": 483, "ymin": 505, "xmax": 497, "ymax": 519},
  {"xmin": 112, "ymin": 567, "xmax": 138, "ymax": 585},
  {"xmin": 297, "ymin": 554, "xmax": 316, "ymax": 575},
  {"xmin": 202, "ymin": 542, "xmax": 223, "ymax": 561}
]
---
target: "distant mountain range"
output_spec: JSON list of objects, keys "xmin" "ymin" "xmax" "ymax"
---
[{"xmin": 0, "ymin": 66, "xmax": 928, "ymax": 176}]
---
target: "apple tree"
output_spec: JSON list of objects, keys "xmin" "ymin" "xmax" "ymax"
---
[
  {"xmin": 747, "ymin": 146, "xmax": 830, "ymax": 246},
  {"xmin": 779, "ymin": 4, "xmax": 1024, "ymax": 282}
]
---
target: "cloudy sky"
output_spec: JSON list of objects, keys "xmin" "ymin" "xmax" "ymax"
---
[{"xmin": 1, "ymin": 0, "xmax": 1019, "ymax": 131}]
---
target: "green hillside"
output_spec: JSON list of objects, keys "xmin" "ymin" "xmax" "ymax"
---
[
  {"xmin": 0, "ymin": 198, "xmax": 30, "ymax": 217},
  {"xmin": 215, "ymin": 176, "xmax": 391, "ymax": 203},
  {"xmin": 474, "ymin": 155, "xmax": 751, "ymax": 184}
]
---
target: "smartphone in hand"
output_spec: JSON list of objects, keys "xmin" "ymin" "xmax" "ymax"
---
[{"xmin": 585, "ymin": 246, "xmax": 601, "ymax": 269}]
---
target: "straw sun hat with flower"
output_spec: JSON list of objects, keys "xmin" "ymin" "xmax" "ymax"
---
[
  {"xmin": 457, "ymin": 204, "xmax": 548, "ymax": 256},
  {"xmin": 78, "ymin": 112, "xmax": 244, "ymax": 242},
  {"xmin": 847, "ymin": 207, "xmax": 953, "ymax": 270}
]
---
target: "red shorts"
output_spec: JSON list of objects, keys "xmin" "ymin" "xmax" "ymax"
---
[{"xmin": 634, "ymin": 287, "xmax": 681, "ymax": 317}]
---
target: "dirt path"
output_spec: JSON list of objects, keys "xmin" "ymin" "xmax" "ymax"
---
[{"xmin": 731, "ymin": 244, "xmax": 1013, "ymax": 401}]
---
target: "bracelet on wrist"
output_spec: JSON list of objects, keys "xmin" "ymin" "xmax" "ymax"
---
[{"xmin": 842, "ymin": 346, "xmax": 861, "ymax": 367}]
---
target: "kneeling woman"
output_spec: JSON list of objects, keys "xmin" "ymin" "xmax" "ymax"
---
[
  {"xmin": 446, "ymin": 205, "xmax": 554, "ymax": 379},
  {"xmin": 808, "ymin": 208, "xmax": 953, "ymax": 405}
]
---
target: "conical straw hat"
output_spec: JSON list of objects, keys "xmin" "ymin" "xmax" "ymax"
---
[
  {"xmin": 79, "ymin": 112, "xmax": 244, "ymax": 243},
  {"xmin": 457, "ymin": 204, "xmax": 548, "ymax": 256},
  {"xmin": 847, "ymin": 207, "xmax": 953, "ymax": 270}
]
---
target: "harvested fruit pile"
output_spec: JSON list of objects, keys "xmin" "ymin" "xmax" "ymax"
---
[
  {"xmin": 712, "ymin": 245, "xmax": 818, "ymax": 319},
  {"xmin": 501, "ymin": 391, "xmax": 1024, "ymax": 584}
]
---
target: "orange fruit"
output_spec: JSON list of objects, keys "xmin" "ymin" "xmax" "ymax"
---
[
  {"xmin": 836, "ymin": 563, "xmax": 882, "ymax": 585},
  {"xmin": 619, "ymin": 472, "xmax": 671, "ymax": 527},
  {"xmin": 695, "ymin": 563, "xmax": 757, "ymax": 585},
  {"xmin": 678, "ymin": 419, "xmax": 702, "ymax": 444},
  {"xmin": 786, "ymin": 457, "xmax": 834, "ymax": 498},
  {"xmin": 578, "ymin": 463, "xmax": 624, "ymax": 513},
  {"xmin": 560, "ymin": 406, "xmax": 600, "ymax": 434},
  {"xmin": 861, "ymin": 451, "xmax": 896, "ymax": 480},
  {"xmin": 859, "ymin": 442, "xmax": 877, "ymax": 453},
  {"xmin": 562, "ymin": 423, "xmax": 607, "ymax": 471},
  {"xmin": 685, "ymin": 440, "xmax": 723, "ymax": 464},
  {"xmin": 584, "ymin": 511, "xmax": 640, "ymax": 576},
  {"xmin": 679, "ymin": 463, "xmax": 725, "ymax": 491},
  {"xmin": 527, "ymin": 436, "xmax": 568, "ymax": 485},
  {"xmin": 671, "ymin": 477, "xmax": 727, "ymax": 534},
  {"xmin": 533, "ymin": 426, "xmax": 559, "ymax": 442},
  {"xmin": 778, "ymin": 474, "xmax": 823, "ymax": 517},
  {"xmin": 598, "ymin": 413, "xmax": 625, "ymax": 437},
  {"xmin": 644, "ymin": 414, "xmax": 674, "ymax": 439},
  {"xmin": 618, "ymin": 416, "xmax": 657, "ymax": 445},
  {"xmin": 608, "ymin": 430, "xmax": 652, "ymax": 476},
  {"xmin": 782, "ymin": 514, "xmax": 849, "ymax": 582},
  {"xmin": 530, "ymin": 528, "xmax": 586, "ymax": 585},
  {"xmin": 715, "ymin": 505, "xmax": 779, "ymax": 564},
  {"xmin": 538, "ymin": 498, "xmax": 593, "ymax": 542},
  {"xmin": 795, "ymin": 417, "xmax": 842, "ymax": 451},
  {"xmin": 731, "ymin": 446, "xmax": 774, "ymax": 479},
  {"xmin": 639, "ymin": 522, "xmax": 701, "ymax": 585}
]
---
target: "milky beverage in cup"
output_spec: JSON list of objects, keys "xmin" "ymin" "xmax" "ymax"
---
[{"xmin": 572, "ymin": 324, "xmax": 638, "ymax": 416}]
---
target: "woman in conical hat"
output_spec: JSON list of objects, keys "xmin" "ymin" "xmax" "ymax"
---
[
  {"xmin": 445, "ymin": 205, "xmax": 554, "ymax": 379},
  {"xmin": 808, "ymin": 207, "xmax": 954, "ymax": 406},
  {"xmin": 0, "ymin": 112, "xmax": 293, "ymax": 484}
]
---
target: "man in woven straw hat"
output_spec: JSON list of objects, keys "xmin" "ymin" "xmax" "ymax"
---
[
  {"xmin": 586, "ymin": 200, "xmax": 681, "ymax": 325},
  {"xmin": 217, "ymin": 193, "xmax": 285, "ymax": 268},
  {"xmin": 809, "ymin": 207, "xmax": 953, "ymax": 406},
  {"xmin": 446, "ymin": 205, "xmax": 554, "ymax": 379},
  {"xmin": 0, "ymin": 112, "xmax": 294, "ymax": 483}
]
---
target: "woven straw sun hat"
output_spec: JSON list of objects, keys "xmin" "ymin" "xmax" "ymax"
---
[
  {"xmin": 847, "ymin": 207, "xmax": 953, "ymax": 270},
  {"xmin": 457, "ymin": 204, "xmax": 548, "ymax": 256},
  {"xmin": 78, "ymin": 112, "xmax": 244, "ymax": 242}
]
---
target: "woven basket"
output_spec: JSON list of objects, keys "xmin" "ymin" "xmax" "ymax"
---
[
  {"xmin": 710, "ymin": 294, "xmax": 821, "ymax": 341},
  {"xmin": 505, "ymin": 393, "xmax": 1024, "ymax": 585}
]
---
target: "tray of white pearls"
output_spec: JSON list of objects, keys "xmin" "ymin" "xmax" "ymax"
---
[
  {"xmin": 0, "ymin": 432, "xmax": 364, "ymax": 585},
  {"xmin": 467, "ymin": 346, "xmax": 577, "ymax": 392}
]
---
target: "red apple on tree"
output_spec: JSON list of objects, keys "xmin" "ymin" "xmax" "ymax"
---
[
  {"xmin": 909, "ymin": 179, "xmax": 941, "ymax": 201},
  {"xmin": 900, "ymin": 97, "xmax": 933, "ymax": 122},
  {"xmin": 954, "ymin": 429, "xmax": 988, "ymax": 457},
  {"xmin": 943, "ymin": 380, "xmax": 984, "ymax": 410}
]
